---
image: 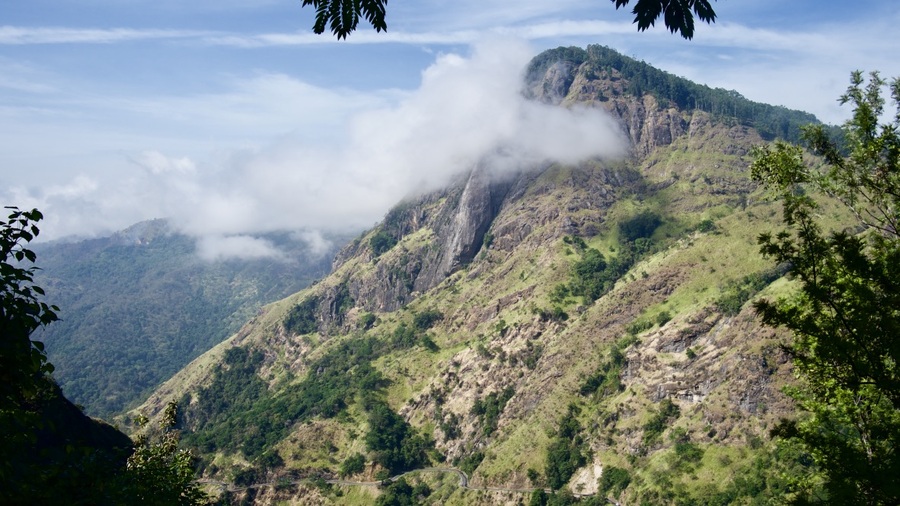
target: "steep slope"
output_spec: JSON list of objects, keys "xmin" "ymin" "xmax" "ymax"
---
[
  {"xmin": 34, "ymin": 220, "xmax": 350, "ymax": 418},
  {"xmin": 137, "ymin": 46, "xmax": 823, "ymax": 504}
]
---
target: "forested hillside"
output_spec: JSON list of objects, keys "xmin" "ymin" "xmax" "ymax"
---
[
  {"xmin": 33, "ymin": 220, "xmax": 350, "ymax": 418},
  {"xmin": 133, "ymin": 46, "xmax": 897, "ymax": 504},
  {"xmin": 525, "ymin": 45, "xmax": 827, "ymax": 143}
]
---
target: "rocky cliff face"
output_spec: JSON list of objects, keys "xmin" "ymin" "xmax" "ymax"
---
[
  {"xmin": 526, "ymin": 60, "xmax": 687, "ymax": 157},
  {"xmin": 321, "ymin": 162, "xmax": 523, "ymax": 318}
]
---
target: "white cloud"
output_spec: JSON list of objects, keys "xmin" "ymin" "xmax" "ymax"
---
[
  {"xmin": 195, "ymin": 235, "xmax": 286, "ymax": 261},
  {"xmin": 293, "ymin": 229, "xmax": 334, "ymax": 258},
  {"xmin": 5, "ymin": 38, "xmax": 627, "ymax": 259},
  {"xmin": 0, "ymin": 26, "xmax": 213, "ymax": 45},
  {"xmin": 200, "ymin": 20, "xmax": 635, "ymax": 48},
  {"xmin": 132, "ymin": 150, "xmax": 196, "ymax": 174}
]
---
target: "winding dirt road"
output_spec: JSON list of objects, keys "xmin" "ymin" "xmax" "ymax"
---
[{"xmin": 197, "ymin": 467, "xmax": 620, "ymax": 504}]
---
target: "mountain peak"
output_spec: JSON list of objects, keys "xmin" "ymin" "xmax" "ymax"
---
[
  {"xmin": 137, "ymin": 44, "xmax": 812, "ymax": 504},
  {"xmin": 526, "ymin": 45, "xmax": 821, "ymax": 144},
  {"xmin": 111, "ymin": 218, "xmax": 171, "ymax": 246}
]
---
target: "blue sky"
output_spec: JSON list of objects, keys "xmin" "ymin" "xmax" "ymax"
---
[{"xmin": 2, "ymin": 0, "xmax": 899, "ymax": 254}]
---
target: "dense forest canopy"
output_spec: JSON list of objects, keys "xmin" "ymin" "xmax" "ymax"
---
[{"xmin": 32, "ymin": 223, "xmax": 344, "ymax": 418}]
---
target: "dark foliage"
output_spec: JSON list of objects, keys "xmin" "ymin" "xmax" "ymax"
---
[
  {"xmin": 333, "ymin": 281, "xmax": 354, "ymax": 317},
  {"xmin": 284, "ymin": 296, "xmax": 320, "ymax": 335},
  {"xmin": 412, "ymin": 309, "xmax": 443, "ymax": 331},
  {"xmin": 301, "ymin": 0, "xmax": 387, "ymax": 39},
  {"xmin": 642, "ymin": 398, "xmax": 680, "ymax": 445},
  {"xmin": 751, "ymin": 71, "xmax": 900, "ymax": 504},
  {"xmin": 545, "ymin": 404, "xmax": 587, "ymax": 490},
  {"xmin": 370, "ymin": 230, "xmax": 398, "ymax": 256},
  {"xmin": 568, "ymin": 243, "xmax": 644, "ymax": 302},
  {"xmin": 530, "ymin": 489, "xmax": 549, "ymax": 506},
  {"xmin": 375, "ymin": 477, "xmax": 431, "ymax": 506},
  {"xmin": 300, "ymin": 0, "xmax": 715, "ymax": 41},
  {"xmin": 529, "ymin": 45, "xmax": 826, "ymax": 143},
  {"xmin": 598, "ymin": 466, "xmax": 631, "ymax": 497},
  {"xmin": 471, "ymin": 386, "xmax": 515, "ymax": 436},
  {"xmin": 579, "ymin": 337, "xmax": 633, "ymax": 398},
  {"xmin": 715, "ymin": 264, "xmax": 788, "ymax": 316},
  {"xmin": 612, "ymin": 0, "xmax": 716, "ymax": 39},
  {"xmin": 340, "ymin": 453, "xmax": 366, "ymax": 477},
  {"xmin": 618, "ymin": 211, "xmax": 662, "ymax": 243},
  {"xmin": 569, "ymin": 248, "xmax": 615, "ymax": 302},
  {"xmin": 182, "ymin": 337, "xmax": 388, "ymax": 460},
  {"xmin": 359, "ymin": 311, "xmax": 377, "ymax": 330},
  {"xmin": 365, "ymin": 401, "xmax": 432, "ymax": 475},
  {"xmin": 456, "ymin": 450, "xmax": 484, "ymax": 477},
  {"xmin": 1, "ymin": 208, "xmax": 204, "ymax": 504}
]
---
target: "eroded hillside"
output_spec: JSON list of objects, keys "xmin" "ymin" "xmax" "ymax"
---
[{"xmin": 134, "ymin": 45, "xmax": 820, "ymax": 504}]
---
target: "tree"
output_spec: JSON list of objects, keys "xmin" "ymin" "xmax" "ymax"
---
[
  {"xmin": 0, "ymin": 207, "xmax": 58, "ymax": 401},
  {"xmin": 301, "ymin": 0, "xmax": 716, "ymax": 40},
  {"xmin": 0, "ymin": 207, "xmax": 207, "ymax": 505},
  {"xmin": 545, "ymin": 404, "xmax": 587, "ymax": 490},
  {"xmin": 125, "ymin": 402, "xmax": 208, "ymax": 505},
  {"xmin": 301, "ymin": 0, "xmax": 387, "ymax": 39},
  {"xmin": 612, "ymin": 0, "xmax": 716, "ymax": 39},
  {"xmin": 0, "ymin": 207, "xmax": 64, "ymax": 499},
  {"xmin": 751, "ymin": 71, "xmax": 900, "ymax": 504}
]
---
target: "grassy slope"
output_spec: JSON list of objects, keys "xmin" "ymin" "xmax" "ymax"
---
[{"xmin": 137, "ymin": 68, "xmax": 846, "ymax": 503}]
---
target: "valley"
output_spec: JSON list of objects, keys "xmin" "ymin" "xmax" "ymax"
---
[{"xmin": 33, "ymin": 220, "xmax": 349, "ymax": 418}]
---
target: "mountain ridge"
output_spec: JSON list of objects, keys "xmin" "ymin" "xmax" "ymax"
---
[{"xmin": 134, "ymin": 45, "xmax": 819, "ymax": 504}]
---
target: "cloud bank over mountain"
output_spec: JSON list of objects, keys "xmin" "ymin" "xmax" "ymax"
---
[{"xmin": 7, "ymin": 39, "xmax": 626, "ymax": 259}]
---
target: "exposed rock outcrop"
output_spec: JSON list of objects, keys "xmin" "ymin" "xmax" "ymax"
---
[{"xmin": 322, "ymin": 162, "xmax": 521, "ymax": 317}]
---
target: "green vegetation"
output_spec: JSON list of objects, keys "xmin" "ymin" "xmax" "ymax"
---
[
  {"xmin": 715, "ymin": 265, "xmax": 787, "ymax": 316},
  {"xmin": 359, "ymin": 311, "xmax": 377, "ymax": 330},
  {"xmin": 365, "ymin": 400, "xmax": 434, "ymax": 475},
  {"xmin": 667, "ymin": 428, "xmax": 704, "ymax": 473},
  {"xmin": 523, "ymin": 341, "xmax": 544, "ymax": 370},
  {"xmin": 471, "ymin": 386, "xmax": 515, "ymax": 436},
  {"xmin": 617, "ymin": 210, "xmax": 661, "ymax": 243},
  {"xmin": 642, "ymin": 398, "xmax": 680, "ymax": 445},
  {"xmin": 391, "ymin": 323, "xmax": 433, "ymax": 350},
  {"xmin": 579, "ymin": 336, "xmax": 634, "ymax": 399},
  {"xmin": 184, "ymin": 312, "xmax": 444, "ymax": 472},
  {"xmin": 412, "ymin": 309, "xmax": 443, "ymax": 331},
  {"xmin": 751, "ymin": 71, "xmax": 900, "ymax": 503},
  {"xmin": 334, "ymin": 281, "xmax": 355, "ymax": 317},
  {"xmin": 0, "ymin": 208, "xmax": 205, "ymax": 504},
  {"xmin": 533, "ymin": 305, "xmax": 569, "ymax": 323},
  {"xmin": 528, "ymin": 45, "xmax": 824, "ymax": 143},
  {"xmin": 598, "ymin": 466, "xmax": 631, "ymax": 497},
  {"xmin": 33, "ymin": 222, "xmax": 337, "ymax": 418},
  {"xmin": 545, "ymin": 404, "xmax": 588, "ymax": 490},
  {"xmin": 374, "ymin": 477, "xmax": 432, "ymax": 506},
  {"xmin": 565, "ymin": 211, "xmax": 661, "ymax": 303},
  {"xmin": 127, "ymin": 402, "xmax": 207, "ymax": 505},
  {"xmin": 340, "ymin": 453, "xmax": 366, "ymax": 478},
  {"xmin": 696, "ymin": 218, "xmax": 718, "ymax": 234},
  {"xmin": 570, "ymin": 247, "xmax": 614, "ymax": 302},
  {"xmin": 370, "ymin": 229, "xmax": 398, "ymax": 256},
  {"xmin": 284, "ymin": 295, "xmax": 320, "ymax": 334},
  {"xmin": 456, "ymin": 451, "xmax": 485, "ymax": 477},
  {"xmin": 183, "ymin": 337, "xmax": 387, "ymax": 459}
]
